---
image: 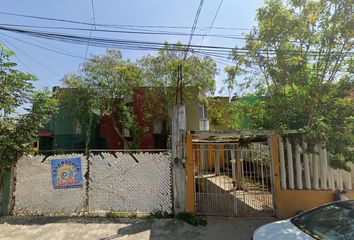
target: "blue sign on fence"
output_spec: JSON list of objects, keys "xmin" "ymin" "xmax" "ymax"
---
[{"xmin": 51, "ymin": 157, "xmax": 83, "ymax": 189}]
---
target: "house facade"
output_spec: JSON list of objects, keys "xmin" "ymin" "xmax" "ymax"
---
[{"xmin": 38, "ymin": 87, "xmax": 204, "ymax": 151}]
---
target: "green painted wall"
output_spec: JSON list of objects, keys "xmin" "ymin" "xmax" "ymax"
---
[{"xmin": 40, "ymin": 107, "xmax": 100, "ymax": 151}]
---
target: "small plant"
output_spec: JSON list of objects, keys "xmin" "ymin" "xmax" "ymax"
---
[
  {"xmin": 175, "ymin": 212, "xmax": 207, "ymax": 226},
  {"xmin": 150, "ymin": 211, "xmax": 173, "ymax": 219},
  {"xmin": 106, "ymin": 211, "xmax": 137, "ymax": 219}
]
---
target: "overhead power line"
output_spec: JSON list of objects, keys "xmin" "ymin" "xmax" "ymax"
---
[
  {"xmin": 0, "ymin": 32, "xmax": 87, "ymax": 60},
  {"xmin": 0, "ymin": 38, "xmax": 34, "ymax": 73},
  {"xmin": 0, "ymin": 34, "xmax": 60, "ymax": 77},
  {"xmin": 0, "ymin": 23, "xmax": 247, "ymax": 40},
  {"xmin": 184, "ymin": 0, "xmax": 204, "ymax": 60},
  {"xmin": 90, "ymin": 0, "xmax": 96, "ymax": 29},
  {"xmin": 198, "ymin": 0, "xmax": 224, "ymax": 54},
  {"xmin": 85, "ymin": 0, "xmax": 96, "ymax": 61},
  {"xmin": 0, "ymin": 11, "xmax": 252, "ymax": 31},
  {"xmin": 0, "ymin": 25, "xmax": 351, "ymax": 59}
]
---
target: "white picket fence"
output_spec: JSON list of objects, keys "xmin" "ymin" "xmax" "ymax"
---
[{"xmin": 278, "ymin": 138, "xmax": 354, "ymax": 191}]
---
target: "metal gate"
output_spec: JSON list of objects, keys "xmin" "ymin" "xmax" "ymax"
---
[{"xmin": 193, "ymin": 143, "xmax": 274, "ymax": 216}]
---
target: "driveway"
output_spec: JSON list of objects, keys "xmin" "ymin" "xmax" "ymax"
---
[{"xmin": 0, "ymin": 216, "xmax": 276, "ymax": 240}]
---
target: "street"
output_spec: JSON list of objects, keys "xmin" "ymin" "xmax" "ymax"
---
[{"xmin": 0, "ymin": 216, "xmax": 276, "ymax": 240}]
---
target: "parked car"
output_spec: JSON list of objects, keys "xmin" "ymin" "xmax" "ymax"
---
[{"xmin": 253, "ymin": 200, "xmax": 354, "ymax": 240}]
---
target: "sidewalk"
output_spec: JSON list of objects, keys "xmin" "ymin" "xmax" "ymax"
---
[{"xmin": 0, "ymin": 216, "xmax": 276, "ymax": 240}]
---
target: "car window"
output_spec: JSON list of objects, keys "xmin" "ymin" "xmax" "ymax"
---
[{"xmin": 291, "ymin": 201, "xmax": 354, "ymax": 240}]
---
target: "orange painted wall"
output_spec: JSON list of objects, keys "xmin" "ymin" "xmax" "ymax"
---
[
  {"xmin": 276, "ymin": 190, "xmax": 354, "ymax": 219},
  {"xmin": 271, "ymin": 134, "xmax": 354, "ymax": 219},
  {"xmin": 192, "ymin": 144, "xmax": 225, "ymax": 172}
]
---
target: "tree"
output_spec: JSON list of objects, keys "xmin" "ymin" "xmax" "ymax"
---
[
  {"xmin": 139, "ymin": 42, "xmax": 218, "ymax": 124},
  {"xmin": 227, "ymin": 0, "xmax": 353, "ymax": 169},
  {"xmin": 61, "ymin": 49, "xmax": 143, "ymax": 148},
  {"xmin": 57, "ymin": 75, "xmax": 98, "ymax": 152},
  {"xmin": 0, "ymin": 45, "xmax": 57, "ymax": 179},
  {"xmin": 206, "ymin": 97, "xmax": 232, "ymax": 130}
]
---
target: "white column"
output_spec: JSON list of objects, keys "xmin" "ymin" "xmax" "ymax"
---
[
  {"xmin": 279, "ymin": 138, "xmax": 287, "ymax": 189},
  {"xmin": 302, "ymin": 141, "xmax": 311, "ymax": 189},
  {"xmin": 286, "ymin": 138, "xmax": 295, "ymax": 189}
]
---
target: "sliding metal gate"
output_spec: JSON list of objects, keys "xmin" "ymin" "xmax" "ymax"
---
[{"xmin": 193, "ymin": 143, "xmax": 274, "ymax": 216}]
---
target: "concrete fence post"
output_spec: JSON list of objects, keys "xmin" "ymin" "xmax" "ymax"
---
[{"xmin": 172, "ymin": 105, "xmax": 187, "ymax": 214}]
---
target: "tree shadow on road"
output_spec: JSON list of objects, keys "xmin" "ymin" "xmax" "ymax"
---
[{"xmin": 99, "ymin": 220, "xmax": 152, "ymax": 240}]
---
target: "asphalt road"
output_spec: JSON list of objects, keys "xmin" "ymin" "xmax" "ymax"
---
[{"xmin": 0, "ymin": 216, "xmax": 276, "ymax": 240}]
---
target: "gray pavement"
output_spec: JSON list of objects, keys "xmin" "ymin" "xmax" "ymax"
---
[{"xmin": 0, "ymin": 216, "xmax": 276, "ymax": 240}]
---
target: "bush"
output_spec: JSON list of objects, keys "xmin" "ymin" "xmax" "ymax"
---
[{"xmin": 175, "ymin": 212, "xmax": 207, "ymax": 226}]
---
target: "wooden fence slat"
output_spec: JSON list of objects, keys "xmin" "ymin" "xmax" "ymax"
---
[
  {"xmin": 319, "ymin": 146, "xmax": 328, "ymax": 190},
  {"xmin": 344, "ymin": 170, "xmax": 352, "ymax": 190},
  {"xmin": 312, "ymin": 145, "xmax": 320, "ymax": 190},
  {"xmin": 295, "ymin": 144, "xmax": 303, "ymax": 189},
  {"xmin": 327, "ymin": 167, "xmax": 335, "ymax": 190},
  {"xmin": 286, "ymin": 138, "xmax": 295, "ymax": 189},
  {"xmin": 335, "ymin": 170, "xmax": 344, "ymax": 191},
  {"xmin": 279, "ymin": 138, "xmax": 287, "ymax": 189},
  {"xmin": 302, "ymin": 141, "xmax": 311, "ymax": 189}
]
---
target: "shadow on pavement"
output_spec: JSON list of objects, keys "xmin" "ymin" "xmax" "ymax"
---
[{"xmin": 100, "ymin": 220, "xmax": 151, "ymax": 240}]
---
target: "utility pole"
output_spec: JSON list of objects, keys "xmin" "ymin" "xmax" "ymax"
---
[
  {"xmin": 172, "ymin": 63, "xmax": 186, "ymax": 214},
  {"xmin": 171, "ymin": 0, "xmax": 205, "ymax": 214}
]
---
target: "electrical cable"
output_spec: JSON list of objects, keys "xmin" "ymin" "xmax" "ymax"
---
[
  {"xmin": 0, "ymin": 34, "xmax": 60, "ymax": 77},
  {"xmin": 198, "ymin": 0, "xmax": 224, "ymax": 53}
]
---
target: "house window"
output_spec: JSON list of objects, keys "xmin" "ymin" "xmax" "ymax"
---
[{"xmin": 199, "ymin": 105, "xmax": 207, "ymax": 119}]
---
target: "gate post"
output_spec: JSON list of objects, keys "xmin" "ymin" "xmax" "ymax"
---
[{"xmin": 186, "ymin": 134, "xmax": 195, "ymax": 214}]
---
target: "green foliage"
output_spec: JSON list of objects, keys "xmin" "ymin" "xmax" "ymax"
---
[
  {"xmin": 227, "ymin": 0, "xmax": 353, "ymax": 169},
  {"xmin": 106, "ymin": 210, "xmax": 138, "ymax": 219},
  {"xmin": 175, "ymin": 212, "xmax": 207, "ymax": 226},
  {"xmin": 61, "ymin": 49, "xmax": 143, "ymax": 148},
  {"xmin": 149, "ymin": 211, "xmax": 173, "ymax": 219},
  {"xmin": 206, "ymin": 97, "xmax": 232, "ymax": 130},
  {"xmin": 139, "ymin": 42, "xmax": 218, "ymax": 122},
  {"xmin": 0, "ymin": 45, "xmax": 58, "ymax": 169},
  {"xmin": 58, "ymin": 75, "xmax": 99, "ymax": 151}
]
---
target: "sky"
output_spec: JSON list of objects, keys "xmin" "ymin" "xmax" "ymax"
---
[{"xmin": 0, "ymin": 0, "xmax": 264, "ymax": 95}]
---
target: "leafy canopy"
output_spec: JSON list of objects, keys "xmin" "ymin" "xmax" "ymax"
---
[
  {"xmin": 227, "ymin": 0, "xmax": 353, "ymax": 169},
  {"xmin": 0, "ymin": 45, "xmax": 57, "ymax": 168},
  {"xmin": 61, "ymin": 49, "xmax": 143, "ymax": 148},
  {"xmin": 139, "ymin": 42, "xmax": 218, "ymax": 120}
]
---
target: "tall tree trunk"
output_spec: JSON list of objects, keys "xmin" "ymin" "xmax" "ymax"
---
[{"xmin": 111, "ymin": 116, "xmax": 132, "ymax": 149}]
